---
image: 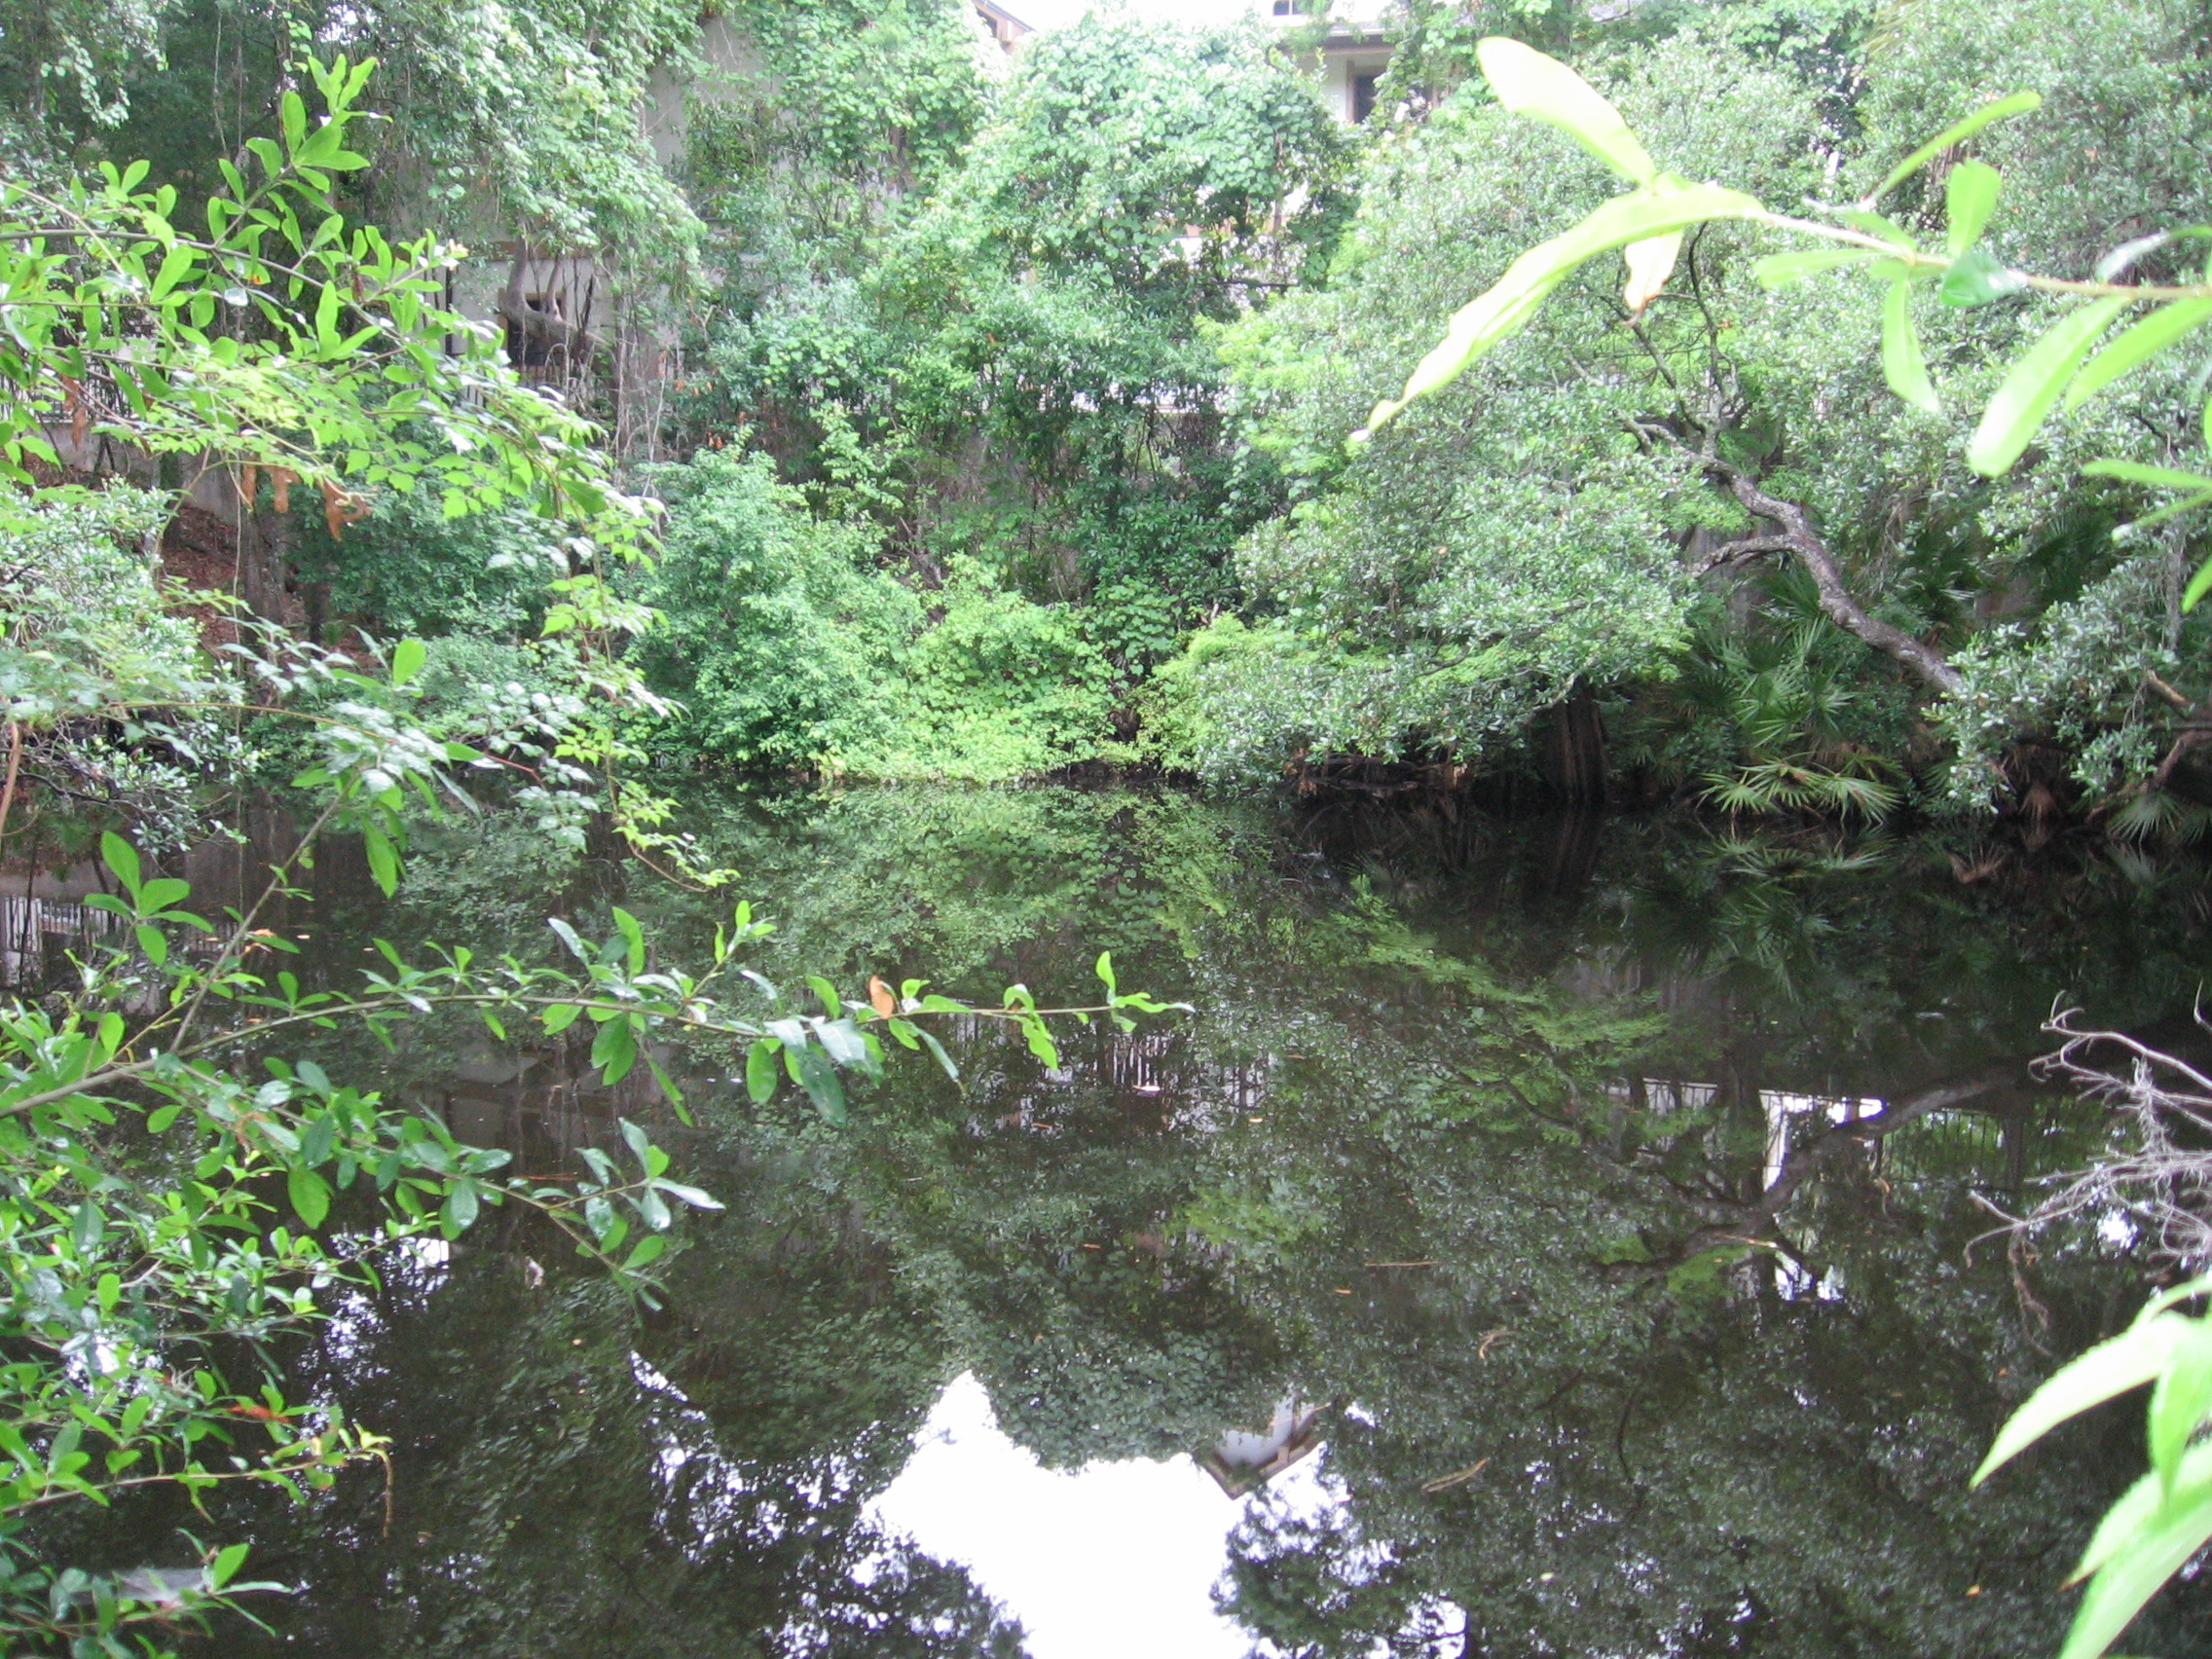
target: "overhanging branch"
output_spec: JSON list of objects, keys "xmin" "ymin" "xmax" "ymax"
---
[{"xmin": 1708, "ymin": 462, "xmax": 1963, "ymax": 694}]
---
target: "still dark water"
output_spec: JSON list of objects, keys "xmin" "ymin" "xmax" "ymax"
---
[{"xmin": 43, "ymin": 786, "xmax": 2212, "ymax": 1657}]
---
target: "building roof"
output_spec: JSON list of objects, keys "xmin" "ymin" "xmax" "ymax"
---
[{"xmin": 975, "ymin": 0, "xmax": 1032, "ymax": 48}]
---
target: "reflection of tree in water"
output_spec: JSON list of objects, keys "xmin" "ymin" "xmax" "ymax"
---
[
  {"xmin": 50, "ymin": 785, "xmax": 2212, "ymax": 1656},
  {"xmin": 40, "ymin": 1208, "xmax": 1028, "ymax": 1658}
]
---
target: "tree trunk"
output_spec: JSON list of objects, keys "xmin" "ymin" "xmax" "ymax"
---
[
  {"xmin": 1540, "ymin": 682, "xmax": 1609, "ymax": 806},
  {"xmin": 1711, "ymin": 466, "xmax": 1962, "ymax": 695}
]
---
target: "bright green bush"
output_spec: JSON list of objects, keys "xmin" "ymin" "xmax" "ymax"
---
[
  {"xmin": 637, "ymin": 451, "xmax": 920, "ymax": 769},
  {"xmin": 848, "ymin": 559, "xmax": 1115, "ymax": 780}
]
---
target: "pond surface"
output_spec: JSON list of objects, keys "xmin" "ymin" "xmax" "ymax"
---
[{"xmin": 40, "ymin": 786, "xmax": 2212, "ymax": 1657}]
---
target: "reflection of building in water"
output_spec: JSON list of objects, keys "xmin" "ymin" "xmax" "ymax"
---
[
  {"xmin": 1198, "ymin": 1398, "xmax": 1326, "ymax": 1497},
  {"xmin": 1614, "ymin": 1073, "xmax": 2037, "ymax": 1190},
  {"xmin": 426, "ymin": 1038, "xmax": 677, "ymax": 1180}
]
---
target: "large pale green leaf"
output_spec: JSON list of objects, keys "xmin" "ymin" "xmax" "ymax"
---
[
  {"xmin": 1477, "ymin": 38, "xmax": 1656, "ymax": 184},
  {"xmin": 2188, "ymin": 550, "xmax": 2212, "ymax": 611},
  {"xmin": 2065, "ymin": 297, "xmax": 2212, "ymax": 410},
  {"xmin": 1973, "ymin": 1309, "xmax": 2189, "ymax": 1486},
  {"xmin": 1361, "ymin": 180, "xmax": 1764, "ymax": 434},
  {"xmin": 1881, "ymin": 279, "xmax": 1941, "ymax": 415},
  {"xmin": 1751, "ymin": 247, "xmax": 1882, "ymax": 288},
  {"xmin": 1966, "ymin": 295, "xmax": 2131, "ymax": 475},
  {"xmin": 1945, "ymin": 160, "xmax": 2002, "ymax": 256},
  {"xmin": 2147, "ymin": 1318, "xmax": 2212, "ymax": 1492},
  {"xmin": 1868, "ymin": 91, "xmax": 2043, "ymax": 204},
  {"xmin": 1940, "ymin": 246, "xmax": 2030, "ymax": 309},
  {"xmin": 2068, "ymin": 1466, "xmax": 2165, "ymax": 1587},
  {"xmin": 2061, "ymin": 1476, "xmax": 2212, "ymax": 1659},
  {"xmin": 1834, "ymin": 208, "xmax": 1916, "ymax": 248},
  {"xmin": 2082, "ymin": 460, "xmax": 2212, "ymax": 492}
]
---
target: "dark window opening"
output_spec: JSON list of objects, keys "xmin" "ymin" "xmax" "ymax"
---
[
  {"xmin": 1271, "ymin": 1, "xmax": 1309, "ymax": 15},
  {"xmin": 1352, "ymin": 71, "xmax": 1380, "ymax": 123},
  {"xmin": 505, "ymin": 295, "xmax": 553, "ymax": 371}
]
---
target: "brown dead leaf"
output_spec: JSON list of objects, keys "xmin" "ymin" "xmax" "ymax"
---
[{"xmin": 318, "ymin": 478, "xmax": 370, "ymax": 538}]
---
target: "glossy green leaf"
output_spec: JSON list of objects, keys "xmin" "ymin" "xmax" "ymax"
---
[
  {"xmin": 1966, "ymin": 295, "xmax": 2130, "ymax": 475},
  {"xmin": 441, "ymin": 1178, "xmax": 479, "ymax": 1236},
  {"xmin": 1944, "ymin": 160, "xmax": 2002, "ymax": 255},
  {"xmin": 546, "ymin": 916, "xmax": 592, "ymax": 965},
  {"xmin": 210, "ymin": 1543, "xmax": 250, "ymax": 1590},
  {"xmin": 1881, "ymin": 279, "xmax": 1941, "ymax": 415},
  {"xmin": 1974, "ymin": 1309, "xmax": 2190, "ymax": 1485},
  {"xmin": 389, "ymin": 637, "xmax": 426, "ymax": 686},
  {"xmin": 2065, "ymin": 298, "xmax": 2212, "ymax": 410},
  {"xmin": 590, "ymin": 1017, "xmax": 637, "ymax": 1086},
  {"xmin": 1361, "ymin": 180, "xmax": 1764, "ymax": 435},
  {"xmin": 2186, "ymin": 547, "xmax": 2212, "ymax": 610},
  {"xmin": 2073, "ymin": 1444, "xmax": 2212, "ymax": 1585},
  {"xmin": 361, "ymin": 824, "xmax": 400, "ymax": 898},
  {"xmin": 2083, "ymin": 460, "xmax": 2212, "ymax": 492},
  {"xmin": 815, "ymin": 1016, "xmax": 876, "ymax": 1076},
  {"xmin": 610, "ymin": 905, "xmax": 645, "ymax": 975},
  {"xmin": 1867, "ymin": 91, "xmax": 2043, "ymax": 204},
  {"xmin": 918, "ymin": 1029, "xmax": 961, "ymax": 1088},
  {"xmin": 99, "ymin": 833, "xmax": 141, "ymax": 896},
  {"xmin": 2062, "ymin": 1474, "xmax": 2212, "ymax": 1659},
  {"xmin": 286, "ymin": 1167, "xmax": 330, "ymax": 1230},
  {"xmin": 1940, "ymin": 246, "xmax": 2029, "ymax": 308},
  {"xmin": 745, "ymin": 1038, "xmax": 779, "ymax": 1103},
  {"xmin": 136, "ymin": 878, "xmax": 190, "ymax": 913},
  {"xmin": 794, "ymin": 1047, "xmax": 847, "ymax": 1126},
  {"xmin": 651, "ymin": 1179, "xmax": 723, "ymax": 1211},
  {"xmin": 1476, "ymin": 37, "xmax": 1656, "ymax": 184}
]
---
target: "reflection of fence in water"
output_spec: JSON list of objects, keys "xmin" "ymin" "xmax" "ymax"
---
[
  {"xmin": 1620, "ymin": 1073, "xmax": 2033, "ymax": 1190},
  {"xmin": 944, "ymin": 1013, "xmax": 1269, "ymax": 1125},
  {"xmin": 0, "ymin": 897, "xmax": 126, "ymax": 986},
  {"xmin": 0, "ymin": 896, "xmax": 231, "ymax": 989}
]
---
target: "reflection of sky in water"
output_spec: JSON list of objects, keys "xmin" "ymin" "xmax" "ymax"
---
[{"xmin": 869, "ymin": 1372, "xmax": 1336, "ymax": 1659}]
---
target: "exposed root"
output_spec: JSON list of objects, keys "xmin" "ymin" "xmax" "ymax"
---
[{"xmin": 2018, "ymin": 1008, "xmax": 2212, "ymax": 1272}]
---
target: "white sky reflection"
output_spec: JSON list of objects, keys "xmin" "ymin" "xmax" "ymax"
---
[{"xmin": 868, "ymin": 1372, "xmax": 1335, "ymax": 1659}]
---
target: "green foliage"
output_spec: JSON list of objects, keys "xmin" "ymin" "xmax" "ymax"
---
[
  {"xmin": 677, "ymin": 12, "xmax": 1342, "ymax": 757},
  {"xmin": 694, "ymin": 0, "xmax": 993, "ymax": 209},
  {"xmin": 851, "ymin": 560, "xmax": 1116, "ymax": 781},
  {"xmin": 0, "ymin": 0, "xmax": 168, "ymax": 145},
  {"xmin": 40, "ymin": 0, "xmax": 703, "ymax": 264},
  {"xmin": 0, "ymin": 487, "xmax": 204, "ymax": 722},
  {"xmin": 1205, "ymin": 34, "xmax": 1819, "ymax": 779},
  {"xmin": 924, "ymin": 15, "xmax": 1345, "ymax": 299},
  {"xmin": 637, "ymin": 451, "xmax": 919, "ymax": 770},
  {"xmin": 0, "ymin": 55, "xmax": 645, "ymax": 545},
  {"xmin": 288, "ymin": 489, "xmax": 558, "ymax": 642},
  {"xmin": 1975, "ymin": 1279, "xmax": 2212, "ymax": 1659},
  {"xmin": 1353, "ymin": 20, "xmax": 2212, "ymax": 803}
]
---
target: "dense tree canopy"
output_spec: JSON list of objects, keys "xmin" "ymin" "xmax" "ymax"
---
[{"xmin": 12, "ymin": 0, "xmax": 2211, "ymax": 814}]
